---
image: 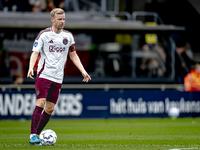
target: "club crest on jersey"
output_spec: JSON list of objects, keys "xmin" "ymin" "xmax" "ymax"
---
[
  {"xmin": 63, "ymin": 38, "xmax": 68, "ymax": 45},
  {"xmin": 34, "ymin": 41, "xmax": 38, "ymax": 47}
]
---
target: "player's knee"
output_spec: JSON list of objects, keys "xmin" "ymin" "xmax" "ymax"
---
[
  {"xmin": 36, "ymin": 98, "xmax": 46, "ymax": 108},
  {"xmin": 45, "ymin": 105, "xmax": 55, "ymax": 114}
]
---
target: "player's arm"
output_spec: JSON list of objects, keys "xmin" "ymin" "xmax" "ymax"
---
[
  {"xmin": 27, "ymin": 51, "xmax": 39, "ymax": 79},
  {"xmin": 69, "ymin": 51, "xmax": 91, "ymax": 82}
]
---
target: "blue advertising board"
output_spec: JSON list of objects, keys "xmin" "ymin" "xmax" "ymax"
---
[{"xmin": 0, "ymin": 90, "xmax": 200, "ymax": 119}]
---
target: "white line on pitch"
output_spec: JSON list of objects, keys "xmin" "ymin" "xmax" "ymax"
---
[{"xmin": 169, "ymin": 147, "xmax": 199, "ymax": 150}]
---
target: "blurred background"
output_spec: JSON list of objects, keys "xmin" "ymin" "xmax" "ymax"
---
[
  {"xmin": 1, "ymin": 0, "xmax": 200, "ymax": 84},
  {"xmin": 0, "ymin": 0, "xmax": 200, "ymax": 119}
]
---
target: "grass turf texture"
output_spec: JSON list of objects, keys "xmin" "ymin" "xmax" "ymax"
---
[{"xmin": 0, "ymin": 118, "xmax": 200, "ymax": 150}]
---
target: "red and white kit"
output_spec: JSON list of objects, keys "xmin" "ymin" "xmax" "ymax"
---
[{"xmin": 32, "ymin": 27, "xmax": 75, "ymax": 83}]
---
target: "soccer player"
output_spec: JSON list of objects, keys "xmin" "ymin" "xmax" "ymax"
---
[{"xmin": 27, "ymin": 8, "xmax": 91, "ymax": 145}]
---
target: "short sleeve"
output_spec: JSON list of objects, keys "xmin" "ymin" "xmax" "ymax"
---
[
  {"xmin": 32, "ymin": 32, "xmax": 44, "ymax": 53},
  {"xmin": 70, "ymin": 33, "xmax": 75, "ymax": 45}
]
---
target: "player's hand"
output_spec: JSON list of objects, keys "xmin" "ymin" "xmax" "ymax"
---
[
  {"xmin": 27, "ymin": 68, "xmax": 34, "ymax": 79},
  {"xmin": 82, "ymin": 71, "xmax": 91, "ymax": 82}
]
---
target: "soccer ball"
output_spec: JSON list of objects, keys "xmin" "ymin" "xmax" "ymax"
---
[
  {"xmin": 39, "ymin": 129, "xmax": 57, "ymax": 146},
  {"xmin": 168, "ymin": 107, "xmax": 180, "ymax": 118}
]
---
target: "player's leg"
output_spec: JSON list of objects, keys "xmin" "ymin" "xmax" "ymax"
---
[
  {"xmin": 31, "ymin": 98, "xmax": 46, "ymax": 134},
  {"xmin": 36, "ymin": 101, "xmax": 55, "ymax": 135},
  {"xmin": 30, "ymin": 77, "xmax": 49, "ymax": 145},
  {"xmin": 36, "ymin": 81, "xmax": 62, "ymax": 135},
  {"xmin": 30, "ymin": 98, "xmax": 46, "ymax": 145}
]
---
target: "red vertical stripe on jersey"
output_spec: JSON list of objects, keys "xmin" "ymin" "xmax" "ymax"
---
[{"xmin": 38, "ymin": 59, "xmax": 45, "ymax": 78}]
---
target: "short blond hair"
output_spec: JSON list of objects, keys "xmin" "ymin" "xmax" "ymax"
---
[{"xmin": 50, "ymin": 8, "xmax": 65, "ymax": 18}]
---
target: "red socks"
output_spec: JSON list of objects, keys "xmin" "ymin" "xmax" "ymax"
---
[
  {"xmin": 31, "ymin": 106, "xmax": 43, "ymax": 134},
  {"xmin": 31, "ymin": 106, "xmax": 51, "ymax": 135},
  {"xmin": 37, "ymin": 111, "xmax": 51, "ymax": 135}
]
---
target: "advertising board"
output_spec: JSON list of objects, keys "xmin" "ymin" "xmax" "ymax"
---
[{"xmin": 0, "ymin": 90, "xmax": 200, "ymax": 119}]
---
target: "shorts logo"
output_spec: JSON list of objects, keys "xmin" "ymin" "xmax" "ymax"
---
[
  {"xmin": 63, "ymin": 38, "xmax": 68, "ymax": 45},
  {"xmin": 36, "ymin": 89, "xmax": 40, "ymax": 96},
  {"xmin": 34, "ymin": 41, "xmax": 38, "ymax": 47}
]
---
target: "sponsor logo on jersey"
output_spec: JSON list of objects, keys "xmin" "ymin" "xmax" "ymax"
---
[
  {"xmin": 34, "ymin": 41, "xmax": 38, "ymax": 47},
  {"xmin": 49, "ymin": 45, "xmax": 65, "ymax": 53},
  {"xmin": 63, "ymin": 38, "xmax": 68, "ymax": 45}
]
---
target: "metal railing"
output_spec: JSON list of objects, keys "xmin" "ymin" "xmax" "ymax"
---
[{"xmin": 132, "ymin": 11, "xmax": 164, "ymax": 24}]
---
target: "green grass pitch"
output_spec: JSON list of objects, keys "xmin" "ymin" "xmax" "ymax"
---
[{"xmin": 0, "ymin": 118, "xmax": 200, "ymax": 150}]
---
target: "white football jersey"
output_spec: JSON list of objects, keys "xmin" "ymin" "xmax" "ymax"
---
[{"xmin": 32, "ymin": 27, "xmax": 75, "ymax": 83}]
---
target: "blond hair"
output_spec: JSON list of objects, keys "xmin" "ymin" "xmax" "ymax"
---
[{"xmin": 50, "ymin": 8, "xmax": 65, "ymax": 18}]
